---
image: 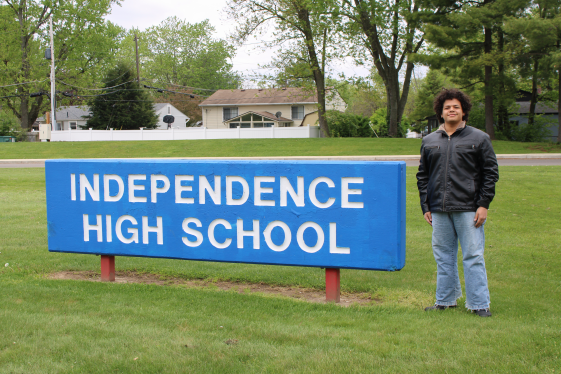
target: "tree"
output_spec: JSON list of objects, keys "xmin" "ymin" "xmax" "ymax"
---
[
  {"xmin": 505, "ymin": 0, "xmax": 561, "ymax": 142},
  {"xmin": 85, "ymin": 63, "xmax": 158, "ymax": 130},
  {"xmin": 140, "ymin": 17, "xmax": 241, "ymax": 92},
  {"xmin": 228, "ymin": 0, "xmax": 340, "ymax": 137},
  {"xmin": 337, "ymin": 74, "xmax": 387, "ymax": 118},
  {"xmin": 419, "ymin": 0, "xmax": 529, "ymax": 140},
  {"xmin": 0, "ymin": 0, "xmax": 120, "ymax": 130},
  {"xmin": 410, "ymin": 69, "xmax": 449, "ymax": 132},
  {"xmin": 338, "ymin": 0, "xmax": 448, "ymax": 138}
]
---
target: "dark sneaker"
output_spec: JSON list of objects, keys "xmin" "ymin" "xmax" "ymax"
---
[
  {"xmin": 424, "ymin": 304, "xmax": 457, "ymax": 311},
  {"xmin": 472, "ymin": 309, "xmax": 492, "ymax": 317}
]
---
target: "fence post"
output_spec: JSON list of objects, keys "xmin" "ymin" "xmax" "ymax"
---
[
  {"xmin": 89, "ymin": 128, "xmax": 93, "ymax": 141},
  {"xmin": 110, "ymin": 128, "xmax": 113, "ymax": 141},
  {"xmin": 172, "ymin": 127, "xmax": 175, "ymax": 140},
  {"xmin": 238, "ymin": 125, "xmax": 241, "ymax": 139},
  {"xmin": 140, "ymin": 127, "xmax": 143, "ymax": 141},
  {"xmin": 204, "ymin": 127, "xmax": 207, "ymax": 139}
]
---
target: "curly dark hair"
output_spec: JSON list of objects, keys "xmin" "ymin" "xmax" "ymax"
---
[{"xmin": 433, "ymin": 89, "xmax": 472, "ymax": 124}]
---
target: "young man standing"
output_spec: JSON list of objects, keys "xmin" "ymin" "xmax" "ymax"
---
[{"xmin": 416, "ymin": 89, "xmax": 499, "ymax": 317}]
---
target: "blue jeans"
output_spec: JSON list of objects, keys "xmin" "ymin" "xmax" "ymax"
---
[{"xmin": 432, "ymin": 211, "xmax": 490, "ymax": 310}]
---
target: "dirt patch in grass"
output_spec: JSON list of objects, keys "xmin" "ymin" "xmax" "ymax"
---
[
  {"xmin": 49, "ymin": 271, "xmax": 378, "ymax": 307},
  {"xmin": 526, "ymin": 144, "xmax": 561, "ymax": 152}
]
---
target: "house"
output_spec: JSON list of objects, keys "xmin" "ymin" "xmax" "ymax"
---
[
  {"xmin": 153, "ymin": 103, "xmax": 190, "ymax": 129},
  {"xmin": 510, "ymin": 93, "xmax": 559, "ymax": 142},
  {"xmin": 37, "ymin": 103, "xmax": 189, "ymax": 130},
  {"xmin": 198, "ymin": 87, "xmax": 346, "ymax": 129},
  {"xmin": 36, "ymin": 106, "xmax": 90, "ymax": 131}
]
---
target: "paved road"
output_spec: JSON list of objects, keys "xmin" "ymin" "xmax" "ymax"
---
[
  {"xmin": 404, "ymin": 158, "xmax": 561, "ymax": 167},
  {"xmin": 1, "ymin": 157, "xmax": 561, "ymax": 168}
]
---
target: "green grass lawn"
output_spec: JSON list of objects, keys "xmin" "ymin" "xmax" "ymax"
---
[
  {"xmin": 1, "ymin": 138, "xmax": 560, "ymax": 160},
  {"xmin": 1, "ymin": 166, "xmax": 560, "ymax": 373}
]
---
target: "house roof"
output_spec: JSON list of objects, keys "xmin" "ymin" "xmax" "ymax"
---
[
  {"xmin": 224, "ymin": 111, "xmax": 293, "ymax": 123},
  {"xmin": 154, "ymin": 103, "xmax": 168, "ymax": 111},
  {"xmin": 38, "ymin": 103, "xmax": 181, "ymax": 121},
  {"xmin": 199, "ymin": 88, "xmax": 318, "ymax": 106},
  {"xmin": 514, "ymin": 102, "xmax": 558, "ymax": 114},
  {"xmin": 37, "ymin": 106, "xmax": 92, "ymax": 121}
]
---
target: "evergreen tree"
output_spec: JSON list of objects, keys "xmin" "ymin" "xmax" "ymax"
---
[
  {"xmin": 418, "ymin": 0, "xmax": 529, "ymax": 139},
  {"xmin": 505, "ymin": 0, "xmax": 561, "ymax": 142},
  {"xmin": 410, "ymin": 69, "xmax": 450, "ymax": 132},
  {"xmin": 85, "ymin": 63, "xmax": 158, "ymax": 130}
]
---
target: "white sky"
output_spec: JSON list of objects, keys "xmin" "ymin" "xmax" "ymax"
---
[{"xmin": 105, "ymin": 0, "xmax": 373, "ymax": 87}]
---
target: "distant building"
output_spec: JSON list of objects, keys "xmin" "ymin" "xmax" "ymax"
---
[
  {"xmin": 37, "ymin": 103, "xmax": 189, "ymax": 130},
  {"xmin": 199, "ymin": 87, "xmax": 345, "ymax": 129},
  {"xmin": 509, "ymin": 90, "xmax": 559, "ymax": 142}
]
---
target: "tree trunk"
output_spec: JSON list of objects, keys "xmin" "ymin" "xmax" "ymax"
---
[
  {"xmin": 484, "ymin": 26, "xmax": 495, "ymax": 139},
  {"xmin": 497, "ymin": 29, "xmax": 508, "ymax": 137},
  {"xmin": 387, "ymin": 73, "xmax": 400, "ymax": 137},
  {"xmin": 529, "ymin": 58, "xmax": 539, "ymax": 127},
  {"xmin": 20, "ymin": 33, "xmax": 30, "ymax": 130},
  {"xmin": 296, "ymin": 5, "xmax": 330, "ymax": 137},
  {"xmin": 558, "ymin": 65, "xmax": 561, "ymax": 143}
]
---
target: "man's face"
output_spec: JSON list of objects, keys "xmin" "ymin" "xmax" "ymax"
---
[{"xmin": 442, "ymin": 98, "xmax": 464, "ymax": 125}]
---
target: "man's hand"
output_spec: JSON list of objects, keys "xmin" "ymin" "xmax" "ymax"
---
[
  {"xmin": 474, "ymin": 207, "xmax": 488, "ymax": 228},
  {"xmin": 424, "ymin": 212, "xmax": 432, "ymax": 226}
]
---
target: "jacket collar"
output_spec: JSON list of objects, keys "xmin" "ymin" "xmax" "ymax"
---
[{"xmin": 436, "ymin": 121, "xmax": 466, "ymax": 135}]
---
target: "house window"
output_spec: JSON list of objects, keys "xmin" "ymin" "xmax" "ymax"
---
[
  {"xmin": 291, "ymin": 106, "xmax": 304, "ymax": 120},
  {"xmin": 70, "ymin": 122, "xmax": 77, "ymax": 130},
  {"xmin": 223, "ymin": 107, "xmax": 238, "ymax": 120}
]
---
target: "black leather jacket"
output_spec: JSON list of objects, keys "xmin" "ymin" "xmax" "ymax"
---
[{"xmin": 416, "ymin": 125, "xmax": 499, "ymax": 214}]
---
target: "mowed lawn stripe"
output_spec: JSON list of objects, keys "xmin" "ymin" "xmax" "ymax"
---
[{"xmin": 1, "ymin": 138, "xmax": 561, "ymax": 160}]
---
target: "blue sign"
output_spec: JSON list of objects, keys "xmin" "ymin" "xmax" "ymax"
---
[{"xmin": 45, "ymin": 160, "xmax": 406, "ymax": 271}]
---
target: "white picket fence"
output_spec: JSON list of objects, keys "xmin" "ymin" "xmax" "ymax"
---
[{"xmin": 50, "ymin": 126, "xmax": 320, "ymax": 142}]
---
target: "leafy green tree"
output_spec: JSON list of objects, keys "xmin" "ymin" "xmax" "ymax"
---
[
  {"xmin": 139, "ymin": 17, "xmax": 241, "ymax": 92},
  {"xmin": 338, "ymin": 0, "xmax": 452, "ymax": 138},
  {"xmin": 0, "ymin": 0, "xmax": 120, "ymax": 129},
  {"xmin": 85, "ymin": 63, "xmax": 158, "ymax": 130},
  {"xmin": 228, "ymin": 0, "xmax": 341, "ymax": 137},
  {"xmin": 0, "ymin": 111, "xmax": 26, "ymax": 140},
  {"xmin": 337, "ymin": 74, "xmax": 387, "ymax": 118}
]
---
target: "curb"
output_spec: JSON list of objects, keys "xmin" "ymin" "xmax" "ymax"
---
[{"xmin": 1, "ymin": 153, "xmax": 561, "ymax": 165}]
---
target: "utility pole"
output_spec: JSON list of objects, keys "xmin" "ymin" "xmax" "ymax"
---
[
  {"xmin": 134, "ymin": 34, "xmax": 141, "ymax": 83},
  {"xmin": 49, "ymin": 17, "xmax": 57, "ymax": 130}
]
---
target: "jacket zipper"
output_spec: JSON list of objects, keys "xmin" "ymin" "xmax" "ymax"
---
[{"xmin": 443, "ymin": 135, "xmax": 451, "ymax": 211}]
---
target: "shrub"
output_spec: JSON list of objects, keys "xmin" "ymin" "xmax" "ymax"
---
[
  {"xmin": 511, "ymin": 115, "xmax": 554, "ymax": 142},
  {"xmin": 369, "ymin": 107, "xmax": 407, "ymax": 138},
  {"xmin": 0, "ymin": 112, "xmax": 27, "ymax": 141},
  {"xmin": 326, "ymin": 111, "xmax": 373, "ymax": 137}
]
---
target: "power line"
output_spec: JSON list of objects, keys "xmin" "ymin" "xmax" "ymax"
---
[
  {"xmin": 0, "ymin": 79, "xmax": 48, "ymax": 89},
  {"xmin": 56, "ymin": 78, "xmax": 137, "ymax": 91},
  {"xmin": 141, "ymin": 78, "xmax": 218, "ymax": 92}
]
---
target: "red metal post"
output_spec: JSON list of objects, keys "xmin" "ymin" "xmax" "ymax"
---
[
  {"xmin": 325, "ymin": 268, "xmax": 340, "ymax": 303},
  {"xmin": 100, "ymin": 255, "xmax": 115, "ymax": 282}
]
